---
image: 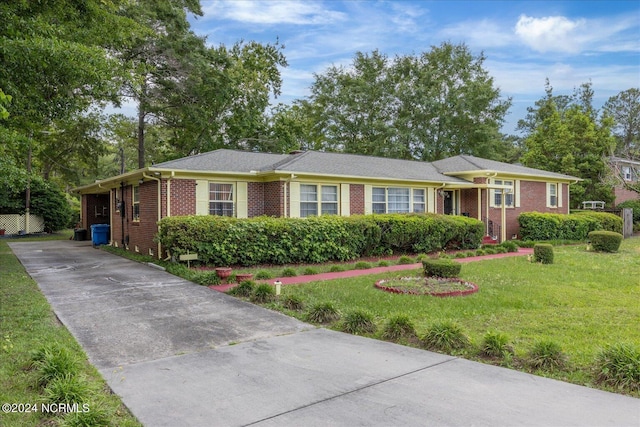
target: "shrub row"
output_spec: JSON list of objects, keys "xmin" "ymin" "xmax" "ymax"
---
[
  {"xmin": 157, "ymin": 214, "xmax": 484, "ymax": 266},
  {"xmin": 518, "ymin": 212, "xmax": 622, "ymax": 241}
]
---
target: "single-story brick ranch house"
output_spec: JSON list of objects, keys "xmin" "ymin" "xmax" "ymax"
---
[{"xmin": 74, "ymin": 149, "xmax": 579, "ymax": 259}]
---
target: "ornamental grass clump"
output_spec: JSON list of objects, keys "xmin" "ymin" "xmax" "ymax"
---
[
  {"xmin": 251, "ymin": 283, "xmax": 276, "ymax": 303},
  {"xmin": 588, "ymin": 231, "xmax": 623, "ymax": 253},
  {"xmin": 354, "ymin": 261, "xmax": 372, "ymax": 270},
  {"xmin": 397, "ymin": 255, "xmax": 415, "ymax": 265},
  {"xmin": 307, "ymin": 302, "xmax": 340, "ymax": 324},
  {"xmin": 227, "ymin": 280, "xmax": 255, "ymax": 297},
  {"xmin": 421, "ymin": 321, "xmax": 470, "ymax": 353},
  {"xmin": 43, "ymin": 373, "xmax": 92, "ymax": 405},
  {"xmin": 341, "ymin": 310, "xmax": 377, "ymax": 335},
  {"xmin": 281, "ymin": 294, "xmax": 305, "ymax": 311},
  {"xmin": 194, "ymin": 271, "xmax": 221, "ymax": 286},
  {"xmin": 533, "ymin": 243, "xmax": 554, "ymax": 264},
  {"xmin": 281, "ymin": 267, "xmax": 298, "ymax": 277},
  {"xmin": 255, "ymin": 270, "xmax": 273, "ymax": 280},
  {"xmin": 527, "ymin": 340, "xmax": 567, "ymax": 370},
  {"xmin": 382, "ymin": 315, "xmax": 418, "ymax": 342},
  {"xmin": 594, "ymin": 343, "xmax": 640, "ymax": 392},
  {"xmin": 422, "ymin": 258, "xmax": 461, "ymax": 278},
  {"xmin": 480, "ymin": 331, "xmax": 514, "ymax": 358},
  {"xmin": 31, "ymin": 344, "xmax": 82, "ymax": 387}
]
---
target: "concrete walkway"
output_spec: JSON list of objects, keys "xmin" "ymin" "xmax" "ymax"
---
[{"xmin": 9, "ymin": 240, "xmax": 639, "ymax": 427}]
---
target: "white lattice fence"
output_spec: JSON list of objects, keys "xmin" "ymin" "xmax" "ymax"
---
[{"xmin": 0, "ymin": 214, "xmax": 45, "ymax": 234}]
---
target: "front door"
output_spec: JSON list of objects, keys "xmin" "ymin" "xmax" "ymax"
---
[{"xmin": 443, "ymin": 190, "xmax": 455, "ymax": 215}]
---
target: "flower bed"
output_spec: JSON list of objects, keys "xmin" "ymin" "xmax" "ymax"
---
[{"xmin": 375, "ymin": 276, "xmax": 478, "ymax": 297}]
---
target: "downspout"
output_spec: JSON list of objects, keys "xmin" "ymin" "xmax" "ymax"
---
[
  {"xmin": 166, "ymin": 171, "xmax": 174, "ymax": 217},
  {"xmin": 143, "ymin": 173, "xmax": 162, "ymax": 258},
  {"xmin": 120, "ymin": 181, "xmax": 125, "ymax": 247}
]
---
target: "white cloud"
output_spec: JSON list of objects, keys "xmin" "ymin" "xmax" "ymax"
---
[
  {"xmin": 201, "ymin": 0, "xmax": 346, "ymax": 25},
  {"xmin": 438, "ymin": 19, "xmax": 514, "ymax": 48},
  {"xmin": 515, "ymin": 15, "xmax": 586, "ymax": 53}
]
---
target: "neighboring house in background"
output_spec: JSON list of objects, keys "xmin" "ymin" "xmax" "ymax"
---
[
  {"xmin": 74, "ymin": 149, "xmax": 579, "ymax": 259},
  {"xmin": 609, "ymin": 156, "xmax": 640, "ymax": 205}
]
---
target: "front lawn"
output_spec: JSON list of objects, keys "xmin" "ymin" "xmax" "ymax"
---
[{"xmin": 261, "ymin": 238, "xmax": 640, "ymax": 396}]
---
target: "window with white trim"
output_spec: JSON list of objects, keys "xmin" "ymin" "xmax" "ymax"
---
[
  {"xmin": 300, "ymin": 184, "xmax": 338, "ymax": 217},
  {"xmin": 623, "ymin": 166, "xmax": 632, "ymax": 181},
  {"xmin": 132, "ymin": 185, "xmax": 140, "ymax": 221},
  {"xmin": 209, "ymin": 183, "xmax": 234, "ymax": 216},
  {"xmin": 548, "ymin": 183, "xmax": 558, "ymax": 208},
  {"xmin": 372, "ymin": 187, "xmax": 425, "ymax": 214},
  {"xmin": 493, "ymin": 180, "xmax": 514, "ymax": 207}
]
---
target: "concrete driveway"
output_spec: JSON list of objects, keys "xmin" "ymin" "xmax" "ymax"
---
[{"xmin": 9, "ymin": 240, "xmax": 640, "ymax": 426}]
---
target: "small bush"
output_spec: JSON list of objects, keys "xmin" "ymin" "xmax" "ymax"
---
[
  {"xmin": 255, "ymin": 270, "xmax": 273, "ymax": 280},
  {"xmin": 527, "ymin": 340, "xmax": 567, "ymax": 370},
  {"xmin": 307, "ymin": 302, "xmax": 340, "ymax": 324},
  {"xmin": 422, "ymin": 259, "xmax": 461, "ymax": 278},
  {"xmin": 31, "ymin": 344, "xmax": 81, "ymax": 386},
  {"xmin": 499, "ymin": 240, "xmax": 519, "ymax": 252},
  {"xmin": 415, "ymin": 254, "xmax": 427, "ymax": 262},
  {"xmin": 281, "ymin": 267, "xmax": 298, "ymax": 277},
  {"xmin": 475, "ymin": 249, "xmax": 486, "ymax": 256},
  {"xmin": 382, "ymin": 315, "xmax": 417, "ymax": 342},
  {"xmin": 329, "ymin": 265, "xmax": 345, "ymax": 272},
  {"xmin": 303, "ymin": 267, "xmax": 319, "ymax": 275},
  {"xmin": 194, "ymin": 271, "xmax": 221, "ymax": 286},
  {"xmin": 595, "ymin": 343, "xmax": 640, "ymax": 392},
  {"xmin": 454, "ymin": 252, "xmax": 467, "ymax": 259},
  {"xmin": 281, "ymin": 295, "xmax": 305, "ymax": 311},
  {"xmin": 377, "ymin": 260, "xmax": 390, "ymax": 267},
  {"xmin": 43, "ymin": 373, "xmax": 91, "ymax": 405},
  {"xmin": 341, "ymin": 310, "xmax": 377, "ymax": 335},
  {"xmin": 588, "ymin": 231, "xmax": 623, "ymax": 253},
  {"xmin": 227, "ymin": 280, "xmax": 255, "ymax": 297},
  {"xmin": 421, "ymin": 321, "xmax": 470, "ymax": 353},
  {"xmin": 251, "ymin": 283, "xmax": 276, "ymax": 303},
  {"xmin": 465, "ymin": 251, "xmax": 476, "ymax": 257},
  {"xmin": 533, "ymin": 244, "xmax": 554, "ymax": 264},
  {"xmin": 480, "ymin": 331, "xmax": 514, "ymax": 358},
  {"xmin": 397, "ymin": 255, "xmax": 415, "ymax": 265},
  {"xmin": 484, "ymin": 247, "xmax": 497, "ymax": 255},
  {"xmin": 495, "ymin": 246, "xmax": 507, "ymax": 254},
  {"xmin": 354, "ymin": 261, "xmax": 372, "ymax": 270}
]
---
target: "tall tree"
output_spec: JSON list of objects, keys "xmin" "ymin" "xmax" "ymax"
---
[
  {"xmin": 301, "ymin": 43, "xmax": 511, "ymax": 161},
  {"xmin": 520, "ymin": 82, "xmax": 616, "ymax": 205},
  {"xmin": 603, "ymin": 88, "xmax": 640, "ymax": 158}
]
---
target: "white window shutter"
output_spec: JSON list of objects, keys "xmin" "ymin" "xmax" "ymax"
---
[
  {"xmin": 340, "ymin": 184, "xmax": 350, "ymax": 216},
  {"xmin": 236, "ymin": 182, "xmax": 248, "ymax": 218},
  {"xmin": 364, "ymin": 185, "xmax": 372, "ymax": 214},
  {"xmin": 195, "ymin": 180, "xmax": 209, "ymax": 215},
  {"xmin": 289, "ymin": 181, "xmax": 300, "ymax": 218}
]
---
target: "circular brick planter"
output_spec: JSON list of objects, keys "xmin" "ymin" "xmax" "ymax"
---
[{"xmin": 375, "ymin": 277, "xmax": 478, "ymax": 297}]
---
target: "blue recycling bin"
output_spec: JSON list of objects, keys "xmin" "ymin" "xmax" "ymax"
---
[{"xmin": 90, "ymin": 224, "xmax": 110, "ymax": 246}]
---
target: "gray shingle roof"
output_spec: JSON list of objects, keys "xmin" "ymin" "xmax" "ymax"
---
[
  {"xmin": 151, "ymin": 150, "xmax": 577, "ymax": 183},
  {"xmin": 432, "ymin": 155, "xmax": 578, "ymax": 180}
]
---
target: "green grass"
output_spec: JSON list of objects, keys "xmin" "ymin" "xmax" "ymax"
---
[
  {"xmin": 0, "ymin": 232, "xmax": 141, "ymax": 427},
  {"xmin": 268, "ymin": 238, "xmax": 640, "ymax": 396}
]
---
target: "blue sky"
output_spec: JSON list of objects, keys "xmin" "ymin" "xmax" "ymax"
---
[{"xmin": 189, "ymin": 0, "xmax": 639, "ymax": 135}]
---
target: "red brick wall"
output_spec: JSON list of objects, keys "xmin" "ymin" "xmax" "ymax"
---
[
  {"xmin": 349, "ymin": 184, "xmax": 365, "ymax": 215},
  {"xmin": 264, "ymin": 181, "xmax": 284, "ymax": 216},
  {"xmin": 248, "ymin": 182, "xmax": 265, "ymax": 217},
  {"xmin": 109, "ymin": 182, "xmax": 159, "ymax": 257},
  {"xmin": 614, "ymin": 186, "xmax": 639, "ymax": 205},
  {"xmin": 170, "ymin": 179, "xmax": 196, "ymax": 216},
  {"xmin": 82, "ymin": 194, "xmax": 110, "ymax": 231}
]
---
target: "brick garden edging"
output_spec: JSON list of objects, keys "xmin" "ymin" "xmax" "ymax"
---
[{"xmin": 374, "ymin": 278, "xmax": 479, "ymax": 297}]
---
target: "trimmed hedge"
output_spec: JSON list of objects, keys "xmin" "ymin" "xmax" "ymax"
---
[
  {"xmin": 588, "ymin": 231, "xmax": 623, "ymax": 253},
  {"xmin": 518, "ymin": 212, "xmax": 622, "ymax": 241},
  {"xmin": 533, "ymin": 243, "xmax": 554, "ymax": 264},
  {"xmin": 616, "ymin": 200, "xmax": 640, "ymax": 223},
  {"xmin": 422, "ymin": 259, "xmax": 462, "ymax": 278},
  {"xmin": 157, "ymin": 213, "xmax": 484, "ymax": 267}
]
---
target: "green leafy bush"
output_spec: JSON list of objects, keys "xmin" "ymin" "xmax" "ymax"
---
[
  {"xmin": 156, "ymin": 213, "xmax": 484, "ymax": 267},
  {"xmin": 251, "ymin": 283, "xmax": 275, "ymax": 303},
  {"xmin": 307, "ymin": 302, "xmax": 340, "ymax": 324},
  {"xmin": 422, "ymin": 259, "xmax": 461, "ymax": 278},
  {"xmin": 595, "ymin": 343, "xmax": 640, "ymax": 392},
  {"xmin": 341, "ymin": 310, "xmax": 377, "ymax": 335},
  {"xmin": 518, "ymin": 212, "xmax": 622, "ymax": 241},
  {"xmin": 533, "ymin": 244, "xmax": 554, "ymax": 264},
  {"xmin": 616, "ymin": 200, "xmax": 640, "ymax": 223},
  {"xmin": 382, "ymin": 315, "xmax": 417, "ymax": 342},
  {"xmin": 527, "ymin": 340, "xmax": 567, "ymax": 370},
  {"xmin": 588, "ymin": 231, "xmax": 623, "ymax": 253},
  {"xmin": 421, "ymin": 321, "xmax": 470, "ymax": 353}
]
